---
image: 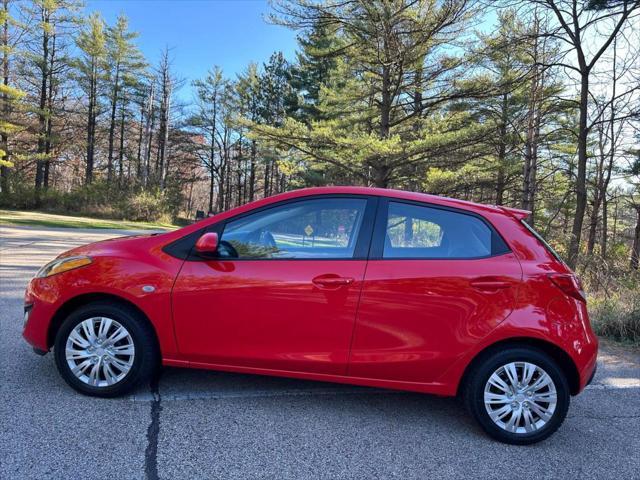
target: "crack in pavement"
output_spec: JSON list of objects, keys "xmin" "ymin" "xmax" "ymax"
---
[
  {"xmin": 144, "ymin": 376, "xmax": 162, "ymax": 480},
  {"xmin": 130, "ymin": 387, "xmax": 404, "ymax": 402},
  {"xmin": 569, "ymin": 415, "xmax": 640, "ymax": 420},
  {"xmin": 128, "ymin": 384, "xmax": 640, "ymax": 403},
  {"xmin": 584, "ymin": 383, "xmax": 640, "ymax": 390}
]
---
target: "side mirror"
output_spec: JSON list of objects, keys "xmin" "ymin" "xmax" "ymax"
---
[{"xmin": 195, "ymin": 232, "xmax": 219, "ymax": 256}]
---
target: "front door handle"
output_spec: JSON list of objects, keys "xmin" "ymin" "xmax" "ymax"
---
[
  {"xmin": 312, "ymin": 274, "xmax": 355, "ymax": 289},
  {"xmin": 470, "ymin": 279, "xmax": 512, "ymax": 292}
]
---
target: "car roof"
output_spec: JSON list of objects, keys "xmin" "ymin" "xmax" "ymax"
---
[
  {"xmin": 264, "ymin": 186, "xmax": 520, "ymax": 217},
  {"xmin": 165, "ymin": 186, "xmax": 529, "ymax": 241}
]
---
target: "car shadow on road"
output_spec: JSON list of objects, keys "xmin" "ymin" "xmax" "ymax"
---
[{"xmin": 148, "ymin": 366, "xmax": 484, "ymax": 436}]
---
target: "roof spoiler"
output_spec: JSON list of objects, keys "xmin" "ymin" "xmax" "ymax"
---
[{"xmin": 499, "ymin": 206, "xmax": 531, "ymax": 221}]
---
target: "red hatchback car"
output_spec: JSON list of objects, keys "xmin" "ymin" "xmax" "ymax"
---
[{"xmin": 23, "ymin": 187, "xmax": 598, "ymax": 444}]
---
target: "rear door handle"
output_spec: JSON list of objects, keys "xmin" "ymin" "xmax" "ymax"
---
[
  {"xmin": 312, "ymin": 275, "xmax": 355, "ymax": 288},
  {"xmin": 470, "ymin": 279, "xmax": 512, "ymax": 292}
]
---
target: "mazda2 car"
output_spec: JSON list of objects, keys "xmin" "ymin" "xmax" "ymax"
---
[{"xmin": 23, "ymin": 187, "xmax": 598, "ymax": 444}]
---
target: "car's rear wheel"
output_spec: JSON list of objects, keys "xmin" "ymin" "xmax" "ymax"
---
[
  {"xmin": 54, "ymin": 301, "xmax": 158, "ymax": 397},
  {"xmin": 464, "ymin": 347, "xmax": 570, "ymax": 445}
]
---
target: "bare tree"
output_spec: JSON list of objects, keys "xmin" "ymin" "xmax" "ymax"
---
[
  {"xmin": 155, "ymin": 47, "xmax": 174, "ymax": 190},
  {"xmin": 521, "ymin": 0, "xmax": 640, "ymax": 267}
]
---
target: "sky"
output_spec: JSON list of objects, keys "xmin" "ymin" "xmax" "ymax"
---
[{"xmin": 85, "ymin": 0, "xmax": 299, "ymax": 101}]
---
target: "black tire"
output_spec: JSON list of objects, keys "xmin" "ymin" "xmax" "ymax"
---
[
  {"xmin": 463, "ymin": 347, "xmax": 570, "ymax": 445},
  {"xmin": 54, "ymin": 301, "xmax": 159, "ymax": 398}
]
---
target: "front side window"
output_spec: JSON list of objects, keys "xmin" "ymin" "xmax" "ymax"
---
[
  {"xmin": 383, "ymin": 202, "xmax": 498, "ymax": 259},
  {"xmin": 219, "ymin": 198, "xmax": 367, "ymax": 259}
]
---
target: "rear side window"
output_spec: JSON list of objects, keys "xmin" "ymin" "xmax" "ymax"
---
[{"xmin": 383, "ymin": 202, "xmax": 507, "ymax": 259}]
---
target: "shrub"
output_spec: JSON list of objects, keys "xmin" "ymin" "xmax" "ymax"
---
[
  {"xmin": 119, "ymin": 190, "xmax": 170, "ymax": 222},
  {"xmin": 0, "ymin": 181, "xmax": 178, "ymax": 223},
  {"xmin": 589, "ymin": 290, "xmax": 640, "ymax": 344}
]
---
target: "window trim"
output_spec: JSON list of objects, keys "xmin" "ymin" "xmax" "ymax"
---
[
  {"xmin": 519, "ymin": 219, "xmax": 565, "ymax": 264},
  {"xmin": 369, "ymin": 198, "xmax": 511, "ymax": 261},
  {"xmin": 178, "ymin": 194, "xmax": 379, "ymax": 262}
]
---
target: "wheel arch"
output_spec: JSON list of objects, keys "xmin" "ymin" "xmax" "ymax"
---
[
  {"xmin": 47, "ymin": 292, "xmax": 161, "ymax": 355},
  {"xmin": 457, "ymin": 337, "xmax": 581, "ymax": 396}
]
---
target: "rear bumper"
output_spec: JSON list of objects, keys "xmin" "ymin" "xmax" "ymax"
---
[
  {"xmin": 586, "ymin": 362, "xmax": 597, "ymax": 387},
  {"xmin": 576, "ymin": 336, "xmax": 598, "ymax": 393}
]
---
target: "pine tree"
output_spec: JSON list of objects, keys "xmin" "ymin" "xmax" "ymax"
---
[
  {"xmin": 254, "ymin": 0, "xmax": 483, "ymax": 188},
  {"xmin": 236, "ymin": 63, "xmax": 261, "ymax": 201},
  {"xmin": 105, "ymin": 13, "xmax": 145, "ymax": 183},
  {"xmin": 0, "ymin": 0, "xmax": 26, "ymax": 192},
  {"xmin": 289, "ymin": 12, "xmax": 340, "ymax": 123},
  {"xmin": 258, "ymin": 51, "xmax": 295, "ymax": 195},
  {"xmin": 427, "ymin": 10, "xmax": 574, "ymax": 225},
  {"xmin": 23, "ymin": 0, "xmax": 81, "ymax": 191},
  {"xmin": 75, "ymin": 11, "xmax": 106, "ymax": 184}
]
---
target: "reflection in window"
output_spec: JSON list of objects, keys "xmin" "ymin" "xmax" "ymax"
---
[{"xmin": 220, "ymin": 198, "xmax": 367, "ymax": 259}]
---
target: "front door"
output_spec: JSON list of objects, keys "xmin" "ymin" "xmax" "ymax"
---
[
  {"xmin": 172, "ymin": 196, "xmax": 376, "ymax": 375},
  {"xmin": 349, "ymin": 199, "xmax": 521, "ymax": 383}
]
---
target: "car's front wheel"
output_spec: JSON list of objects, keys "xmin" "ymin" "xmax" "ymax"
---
[
  {"xmin": 54, "ymin": 301, "xmax": 159, "ymax": 397},
  {"xmin": 464, "ymin": 347, "xmax": 570, "ymax": 445}
]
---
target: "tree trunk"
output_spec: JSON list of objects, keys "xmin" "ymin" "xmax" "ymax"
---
[
  {"xmin": 136, "ymin": 100, "xmax": 144, "ymax": 179},
  {"xmin": 495, "ymin": 92, "xmax": 509, "ymax": 205},
  {"xmin": 157, "ymin": 53, "xmax": 172, "ymax": 191},
  {"xmin": 612, "ymin": 198, "xmax": 619, "ymax": 247},
  {"xmin": 107, "ymin": 64, "xmax": 120, "ymax": 183},
  {"xmin": 373, "ymin": 165, "xmax": 390, "ymax": 188},
  {"xmin": 85, "ymin": 64, "xmax": 96, "ymax": 184},
  {"xmin": 600, "ymin": 194, "xmax": 608, "ymax": 258},
  {"xmin": 159, "ymin": 89, "xmax": 170, "ymax": 190},
  {"xmin": 249, "ymin": 139, "xmax": 256, "ymax": 201},
  {"xmin": 586, "ymin": 190, "xmax": 600, "ymax": 256},
  {"xmin": 1, "ymin": 0, "xmax": 10, "ymax": 194},
  {"xmin": 236, "ymin": 142, "xmax": 243, "ymax": 206},
  {"xmin": 264, "ymin": 158, "xmax": 271, "ymax": 196},
  {"xmin": 208, "ymin": 165, "xmax": 215, "ymax": 214},
  {"xmin": 118, "ymin": 93, "xmax": 126, "ymax": 184},
  {"xmin": 141, "ymin": 83, "xmax": 155, "ymax": 187},
  {"xmin": 600, "ymin": 45, "xmax": 617, "ymax": 260},
  {"xmin": 587, "ymin": 137, "xmax": 603, "ymax": 256},
  {"xmin": 567, "ymin": 73, "xmax": 590, "ymax": 269},
  {"xmin": 35, "ymin": 12, "xmax": 50, "ymax": 192},
  {"xmin": 522, "ymin": 30, "xmax": 540, "ymax": 227},
  {"xmin": 376, "ymin": 63, "xmax": 391, "ymax": 188},
  {"xmin": 43, "ymin": 33, "xmax": 55, "ymax": 189},
  {"xmin": 631, "ymin": 206, "xmax": 640, "ymax": 270},
  {"xmin": 217, "ymin": 160, "xmax": 226, "ymax": 212}
]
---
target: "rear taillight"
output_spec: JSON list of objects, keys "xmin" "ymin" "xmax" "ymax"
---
[{"xmin": 548, "ymin": 273, "xmax": 586, "ymax": 303}]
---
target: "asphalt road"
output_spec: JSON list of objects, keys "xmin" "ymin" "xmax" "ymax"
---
[{"xmin": 1, "ymin": 225, "xmax": 639, "ymax": 480}]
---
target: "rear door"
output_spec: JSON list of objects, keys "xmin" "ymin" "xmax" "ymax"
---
[
  {"xmin": 348, "ymin": 199, "xmax": 522, "ymax": 383},
  {"xmin": 172, "ymin": 195, "xmax": 377, "ymax": 375}
]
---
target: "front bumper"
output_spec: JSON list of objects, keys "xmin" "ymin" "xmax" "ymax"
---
[{"xmin": 22, "ymin": 279, "xmax": 57, "ymax": 352}]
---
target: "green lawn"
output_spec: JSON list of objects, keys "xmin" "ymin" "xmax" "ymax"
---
[{"xmin": 0, "ymin": 209, "xmax": 178, "ymax": 231}]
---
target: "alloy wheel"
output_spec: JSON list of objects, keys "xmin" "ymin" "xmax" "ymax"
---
[
  {"xmin": 65, "ymin": 317, "xmax": 135, "ymax": 387},
  {"xmin": 483, "ymin": 361, "xmax": 558, "ymax": 434}
]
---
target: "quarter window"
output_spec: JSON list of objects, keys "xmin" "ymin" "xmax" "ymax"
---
[
  {"xmin": 383, "ymin": 202, "xmax": 498, "ymax": 259},
  {"xmin": 219, "ymin": 198, "xmax": 367, "ymax": 259}
]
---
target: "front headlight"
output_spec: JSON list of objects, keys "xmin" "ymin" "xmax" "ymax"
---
[{"xmin": 36, "ymin": 256, "xmax": 93, "ymax": 278}]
